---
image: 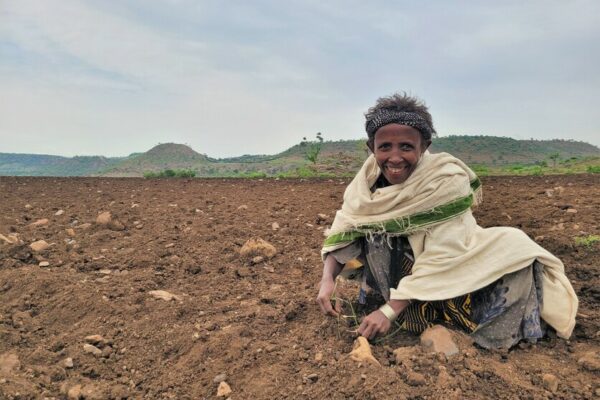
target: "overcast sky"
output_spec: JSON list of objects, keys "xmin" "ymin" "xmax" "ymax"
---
[{"xmin": 1, "ymin": 1, "xmax": 599, "ymax": 158}]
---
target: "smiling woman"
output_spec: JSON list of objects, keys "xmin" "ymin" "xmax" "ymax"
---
[{"xmin": 316, "ymin": 92, "xmax": 578, "ymax": 349}]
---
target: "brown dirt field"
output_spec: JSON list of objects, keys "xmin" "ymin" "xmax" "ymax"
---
[{"xmin": 1, "ymin": 175, "xmax": 599, "ymax": 399}]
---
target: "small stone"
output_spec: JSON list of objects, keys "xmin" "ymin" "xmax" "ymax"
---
[
  {"xmin": 577, "ymin": 351, "xmax": 600, "ymax": 371},
  {"xmin": 101, "ymin": 346, "xmax": 113, "ymax": 358},
  {"xmin": 30, "ymin": 240, "xmax": 50, "ymax": 252},
  {"xmin": 271, "ymin": 222, "xmax": 280, "ymax": 230},
  {"xmin": 63, "ymin": 357, "xmax": 74, "ymax": 368},
  {"xmin": 78, "ymin": 223, "xmax": 92, "ymax": 230},
  {"xmin": 237, "ymin": 205, "xmax": 248, "ymax": 210},
  {"xmin": 83, "ymin": 344, "xmax": 102, "ymax": 357},
  {"xmin": 0, "ymin": 352, "xmax": 20, "ymax": 374},
  {"xmin": 67, "ymin": 384, "xmax": 82, "ymax": 399},
  {"xmin": 542, "ymin": 373, "xmax": 558, "ymax": 393},
  {"xmin": 65, "ymin": 228, "xmax": 76, "ymax": 237},
  {"xmin": 85, "ymin": 335, "xmax": 106, "ymax": 346},
  {"xmin": 216, "ymin": 381, "xmax": 232, "ymax": 397},
  {"xmin": 213, "ymin": 373, "xmax": 227, "ymax": 383},
  {"xmin": 420, "ymin": 325, "xmax": 459, "ymax": 357},
  {"xmin": 306, "ymin": 373, "xmax": 318, "ymax": 383},
  {"xmin": 108, "ymin": 220, "xmax": 125, "ymax": 231},
  {"xmin": 315, "ymin": 351, "xmax": 323, "ymax": 362},
  {"xmin": 24, "ymin": 204, "xmax": 33, "ymax": 209},
  {"xmin": 96, "ymin": 211, "xmax": 112, "ymax": 225},
  {"xmin": 566, "ymin": 208, "xmax": 578, "ymax": 213},
  {"xmin": 29, "ymin": 218, "xmax": 49, "ymax": 227},
  {"xmin": 164, "ymin": 243, "xmax": 175, "ymax": 248},
  {"xmin": 436, "ymin": 366, "xmax": 451, "ymax": 388},
  {"xmin": 534, "ymin": 235, "xmax": 545, "ymax": 242},
  {"xmin": 349, "ymin": 336, "xmax": 380, "ymax": 367},
  {"xmin": 149, "ymin": 290, "xmax": 182, "ymax": 301},
  {"xmin": 406, "ymin": 371, "xmax": 426, "ymax": 386},
  {"xmin": 252, "ymin": 255, "xmax": 264, "ymax": 264},
  {"xmin": 239, "ymin": 238, "xmax": 277, "ymax": 260},
  {"xmin": 39, "ymin": 261, "xmax": 50, "ymax": 267},
  {"xmin": 0, "ymin": 234, "xmax": 18, "ymax": 244},
  {"xmin": 55, "ymin": 209, "xmax": 65, "ymax": 216}
]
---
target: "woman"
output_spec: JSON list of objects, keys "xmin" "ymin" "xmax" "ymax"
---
[{"xmin": 316, "ymin": 93, "xmax": 577, "ymax": 349}]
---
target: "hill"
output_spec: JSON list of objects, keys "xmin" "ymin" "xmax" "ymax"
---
[
  {"xmin": 1, "ymin": 136, "xmax": 599, "ymax": 177},
  {"xmin": 99, "ymin": 143, "xmax": 210, "ymax": 177},
  {"xmin": 0, "ymin": 153, "xmax": 123, "ymax": 176}
]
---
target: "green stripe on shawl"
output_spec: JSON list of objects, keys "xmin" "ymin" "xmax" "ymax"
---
[{"xmin": 323, "ymin": 178, "xmax": 480, "ymax": 248}]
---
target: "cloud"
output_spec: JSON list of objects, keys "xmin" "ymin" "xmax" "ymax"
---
[{"xmin": 0, "ymin": 0, "xmax": 599, "ymax": 157}]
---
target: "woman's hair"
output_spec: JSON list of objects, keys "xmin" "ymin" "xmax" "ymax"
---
[{"xmin": 364, "ymin": 92, "xmax": 436, "ymax": 143}]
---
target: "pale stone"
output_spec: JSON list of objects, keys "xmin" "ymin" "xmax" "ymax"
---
[
  {"xmin": 63, "ymin": 357, "xmax": 74, "ymax": 368},
  {"xmin": 0, "ymin": 234, "xmax": 16, "ymax": 244},
  {"xmin": 55, "ymin": 209, "xmax": 65, "ymax": 216},
  {"xmin": 67, "ymin": 384, "xmax": 82, "ymax": 400},
  {"xmin": 420, "ymin": 325, "xmax": 459, "ymax": 357},
  {"xmin": 314, "ymin": 351, "xmax": 323, "ymax": 362},
  {"xmin": 0, "ymin": 352, "xmax": 20, "ymax": 375},
  {"xmin": 239, "ymin": 238, "xmax": 277, "ymax": 259},
  {"xmin": 566, "ymin": 208, "xmax": 578, "ymax": 214},
  {"xmin": 65, "ymin": 228, "xmax": 76, "ymax": 237},
  {"xmin": 237, "ymin": 204, "xmax": 248, "ymax": 210},
  {"xmin": 78, "ymin": 223, "xmax": 92, "ymax": 230},
  {"xmin": 30, "ymin": 240, "xmax": 50, "ymax": 252},
  {"xmin": 96, "ymin": 211, "xmax": 112, "ymax": 225},
  {"xmin": 542, "ymin": 373, "xmax": 558, "ymax": 393},
  {"xmin": 216, "ymin": 381, "xmax": 232, "ymax": 397},
  {"xmin": 83, "ymin": 344, "xmax": 102, "ymax": 356},
  {"xmin": 213, "ymin": 373, "xmax": 227, "ymax": 383},
  {"xmin": 149, "ymin": 290, "xmax": 182, "ymax": 301},
  {"xmin": 85, "ymin": 335, "xmax": 106, "ymax": 346},
  {"xmin": 349, "ymin": 336, "xmax": 381, "ymax": 367},
  {"xmin": 29, "ymin": 218, "xmax": 49, "ymax": 227},
  {"xmin": 252, "ymin": 255, "xmax": 264, "ymax": 264},
  {"xmin": 271, "ymin": 222, "xmax": 280, "ymax": 230},
  {"xmin": 39, "ymin": 261, "xmax": 50, "ymax": 267},
  {"xmin": 406, "ymin": 371, "xmax": 426, "ymax": 386},
  {"xmin": 393, "ymin": 345, "xmax": 420, "ymax": 364},
  {"xmin": 578, "ymin": 351, "xmax": 600, "ymax": 371}
]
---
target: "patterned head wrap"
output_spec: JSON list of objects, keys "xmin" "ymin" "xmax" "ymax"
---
[{"xmin": 365, "ymin": 109, "xmax": 434, "ymax": 140}]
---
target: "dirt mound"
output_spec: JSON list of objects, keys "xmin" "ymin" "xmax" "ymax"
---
[{"xmin": 0, "ymin": 175, "xmax": 598, "ymax": 399}]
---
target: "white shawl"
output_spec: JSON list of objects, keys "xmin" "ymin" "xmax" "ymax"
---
[{"xmin": 322, "ymin": 152, "xmax": 578, "ymax": 338}]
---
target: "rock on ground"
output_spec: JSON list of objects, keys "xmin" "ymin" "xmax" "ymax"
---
[
  {"xmin": 348, "ymin": 336, "xmax": 381, "ymax": 367},
  {"xmin": 217, "ymin": 381, "xmax": 232, "ymax": 397},
  {"xmin": 149, "ymin": 290, "xmax": 183, "ymax": 301},
  {"xmin": 542, "ymin": 373, "xmax": 559, "ymax": 393},
  {"xmin": 30, "ymin": 240, "xmax": 50, "ymax": 252},
  {"xmin": 420, "ymin": 325, "xmax": 459, "ymax": 356},
  {"xmin": 239, "ymin": 238, "xmax": 277, "ymax": 260}
]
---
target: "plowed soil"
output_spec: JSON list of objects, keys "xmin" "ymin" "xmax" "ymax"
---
[{"xmin": 1, "ymin": 175, "xmax": 599, "ymax": 399}]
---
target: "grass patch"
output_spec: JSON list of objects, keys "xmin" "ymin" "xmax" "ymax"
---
[
  {"xmin": 143, "ymin": 169, "xmax": 196, "ymax": 178},
  {"xmin": 574, "ymin": 235, "xmax": 600, "ymax": 248}
]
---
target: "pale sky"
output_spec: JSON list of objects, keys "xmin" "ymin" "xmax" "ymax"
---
[{"xmin": 1, "ymin": 1, "xmax": 599, "ymax": 158}]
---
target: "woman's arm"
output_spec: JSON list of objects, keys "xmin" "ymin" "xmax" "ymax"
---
[
  {"xmin": 357, "ymin": 299, "xmax": 410, "ymax": 339},
  {"xmin": 316, "ymin": 254, "xmax": 345, "ymax": 316}
]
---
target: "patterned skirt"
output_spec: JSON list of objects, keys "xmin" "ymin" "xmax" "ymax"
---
[{"xmin": 334, "ymin": 235, "xmax": 546, "ymax": 349}]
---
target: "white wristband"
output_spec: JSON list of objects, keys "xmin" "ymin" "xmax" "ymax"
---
[{"xmin": 379, "ymin": 303, "xmax": 399, "ymax": 321}]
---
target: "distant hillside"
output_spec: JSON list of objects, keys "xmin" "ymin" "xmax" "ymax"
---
[
  {"xmin": 1, "ymin": 136, "xmax": 599, "ymax": 177},
  {"xmin": 0, "ymin": 153, "xmax": 123, "ymax": 176},
  {"xmin": 99, "ymin": 143, "xmax": 209, "ymax": 177}
]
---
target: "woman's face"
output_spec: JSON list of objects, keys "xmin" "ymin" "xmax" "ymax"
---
[{"xmin": 367, "ymin": 124, "xmax": 430, "ymax": 185}]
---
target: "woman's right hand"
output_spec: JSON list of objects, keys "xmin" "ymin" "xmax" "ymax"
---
[{"xmin": 317, "ymin": 277, "xmax": 341, "ymax": 317}]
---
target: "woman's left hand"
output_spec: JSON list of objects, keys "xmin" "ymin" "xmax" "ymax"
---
[{"xmin": 357, "ymin": 310, "xmax": 391, "ymax": 340}]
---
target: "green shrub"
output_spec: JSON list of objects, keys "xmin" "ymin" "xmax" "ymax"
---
[
  {"xmin": 587, "ymin": 165, "xmax": 600, "ymax": 173},
  {"xmin": 574, "ymin": 235, "xmax": 600, "ymax": 248},
  {"xmin": 143, "ymin": 169, "xmax": 196, "ymax": 178}
]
